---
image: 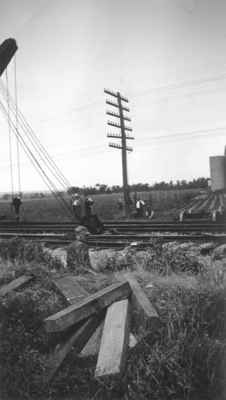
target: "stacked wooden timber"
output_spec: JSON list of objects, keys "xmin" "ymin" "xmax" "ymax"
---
[
  {"xmin": 0, "ymin": 272, "xmax": 160, "ymax": 384},
  {"xmin": 44, "ymin": 273, "xmax": 160, "ymax": 382}
]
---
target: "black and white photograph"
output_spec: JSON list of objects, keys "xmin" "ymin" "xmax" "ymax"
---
[{"xmin": 0, "ymin": 1, "xmax": 226, "ymax": 399}]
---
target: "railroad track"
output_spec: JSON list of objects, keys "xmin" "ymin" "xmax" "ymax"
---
[
  {"xmin": 86, "ymin": 233, "xmax": 226, "ymax": 248},
  {"xmin": 0, "ymin": 220, "xmax": 225, "ymax": 233},
  {"xmin": 0, "ymin": 231, "xmax": 224, "ymax": 248},
  {"xmin": 0, "ymin": 219, "xmax": 224, "ymax": 248}
]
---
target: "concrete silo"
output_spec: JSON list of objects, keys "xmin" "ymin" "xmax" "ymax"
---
[{"xmin": 209, "ymin": 155, "xmax": 226, "ymax": 192}]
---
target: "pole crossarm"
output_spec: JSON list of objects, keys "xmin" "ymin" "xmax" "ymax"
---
[
  {"xmin": 104, "ymin": 89, "xmax": 129, "ymax": 103},
  {"xmin": 107, "ymin": 121, "xmax": 133, "ymax": 131},
  {"xmin": 107, "ymin": 133, "xmax": 134, "ymax": 140},
  {"xmin": 107, "ymin": 121, "xmax": 121, "ymax": 129},
  {"xmin": 109, "ymin": 143, "xmax": 133, "ymax": 152},
  {"xmin": 106, "ymin": 100, "xmax": 130, "ymax": 112},
  {"xmin": 106, "ymin": 110, "xmax": 131, "ymax": 122},
  {"xmin": 107, "ymin": 133, "xmax": 123, "ymax": 139}
]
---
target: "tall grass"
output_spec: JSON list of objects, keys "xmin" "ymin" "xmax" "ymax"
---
[{"xmin": 0, "ymin": 239, "xmax": 225, "ymax": 399}]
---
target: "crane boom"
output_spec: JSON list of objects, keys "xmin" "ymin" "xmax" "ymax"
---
[{"xmin": 0, "ymin": 38, "xmax": 17, "ymax": 76}]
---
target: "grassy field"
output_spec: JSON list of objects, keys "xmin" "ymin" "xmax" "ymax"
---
[
  {"xmin": 0, "ymin": 238, "xmax": 225, "ymax": 399},
  {"xmin": 0, "ymin": 188, "xmax": 201, "ymax": 222}
]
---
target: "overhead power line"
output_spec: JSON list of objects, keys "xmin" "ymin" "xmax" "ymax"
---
[
  {"xmin": 43, "ymin": 71, "xmax": 226, "ymax": 119},
  {"xmin": 137, "ymin": 126, "xmax": 226, "ymax": 144},
  {"xmin": 133, "ymin": 71, "xmax": 226, "ymax": 98}
]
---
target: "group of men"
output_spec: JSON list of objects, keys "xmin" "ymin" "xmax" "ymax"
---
[
  {"xmin": 135, "ymin": 199, "xmax": 154, "ymax": 218},
  {"xmin": 72, "ymin": 193, "xmax": 105, "ymax": 234},
  {"xmin": 9, "ymin": 193, "xmax": 97, "ymax": 226},
  {"xmin": 71, "ymin": 193, "xmax": 94, "ymax": 223},
  {"xmin": 10, "ymin": 193, "xmax": 95, "ymax": 224},
  {"xmin": 117, "ymin": 195, "xmax": 154, "ymax": 219},
  {"xmin": 10, "ymin": 192, "xmax": 154, "ymax": 223}
]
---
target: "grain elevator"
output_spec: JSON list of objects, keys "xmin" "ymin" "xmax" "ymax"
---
[{"xmin": 209, "ymin": 147, "xmax": 226, "ymax": 192}]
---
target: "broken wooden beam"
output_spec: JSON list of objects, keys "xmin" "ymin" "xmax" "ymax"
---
[
  {"xmin": 95, "ymin": 299, "xmax": 130, "ymax": 378},
  {"xmin": 123, "ymin": 273, "xmax": 160, "ymax": 333},
  {"xmin": 44, "ymin": 313, "xmax": 104, "ymax": 384},
  {"xmin": 0, "ymin": 275, "xmax": 33, "ymax": 297},
  {"xmin": 80, "ymin": 321, "xmax": 104, "ymax": 358},
  {"xmin": 52, "ymin": 276, "xmax": 136, "ymax": 359},
  {"xmin": 44, "ymin": 281, "xmax": 131, "ymax": 333},
  {"xmin": 53, "ymin": 276, "xmax": 88, "ymax": 304},
  {"xmin": 52, "ymin": 276, "xmax": 104, "ymax": 358}
]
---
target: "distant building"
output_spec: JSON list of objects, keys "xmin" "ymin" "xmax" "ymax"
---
[{"xmin": 209, "ymin": 147, "xmax": 226, "ymax": 192}]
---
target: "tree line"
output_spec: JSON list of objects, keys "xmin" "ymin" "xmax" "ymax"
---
[
  {"xmin": 67, "ymin": 177, "xmax": 209, "ymax": 195},
  {"xmin": 0, "ymin": 178, "xmax": 208, "ymax": 200}
]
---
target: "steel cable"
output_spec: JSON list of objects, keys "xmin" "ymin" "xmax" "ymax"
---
[
  {"xmin": 14, "ymin": 55, "xmax": 21, "ymax": 195},
  {"xmin": 0, "ymin": 79, "xmax": 71, "ymax": 189},
  {"xmin": 5, "ymin": 69, "xmax": 14, "ymax": 198},
  {"xmin": 0, "ymin": 97, "xmax": 73, "ymax": 217}
]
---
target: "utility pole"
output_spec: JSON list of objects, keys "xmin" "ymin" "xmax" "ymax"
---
[{"xmin": 104, "ymin": 89, "xmax": 134, "ymax": 217}]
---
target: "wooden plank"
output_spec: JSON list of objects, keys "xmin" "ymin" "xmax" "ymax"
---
[
  {"xmin": 0, "ymin": 275, "xmax": 33, "ymax": 297},
  {"xmin": 80, "ymin": 325, "xmax": 137, "ymax": 358},
  {"xmin": 53, "ymin": 276, "xmax": 103, "ymax": 358},
  {"xmin": 44, "ymin": 313, "xmax": 104, "ymax": 384},
  {"xmin": 54, "ymin": 276, "xmax": 102, "ymax": 357},
  {"xmin": 44, "ymin": 281, "xmax": 131, "ymax": 333},
  {"xmin": 52, "ymin": 277, "xmax": 136, "ymax": 359},
  {"xmin": 95, "ymin": 299, "xmax": 130, "ymax": 378},
  {"xmin": 53, "ymin": 276, "xmax": 88, "ymax": 304},
  {"xmin": 123, "ymin": 273, "xmax": 159, "ymax": 332},
  {"xmin": 80, "ymin": 323, "xmax": 104, "ymax": 358}
]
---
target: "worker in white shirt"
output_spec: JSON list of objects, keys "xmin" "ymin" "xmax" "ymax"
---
[
  {"xmin": 135, "ymin": 199, "xmax": 145, "ymax": 218},
  {"xmin": 72, "ymin": 193, "xmax": 82, "ymax": 223}
]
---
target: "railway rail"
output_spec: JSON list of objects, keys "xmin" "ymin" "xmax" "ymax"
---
[
  {"xmin": 0, "ymin": 219, "xmax": 224, "ymax": 248},
  {"xmin": 86, "ymin": 233, "xmax": 226, "ymax": 248},
  {"xmin": 0, "ymin": 220, "xmax": 225, "ymax": 233},
  {"xmin": 0, "ymin": 231, "xmax": 224, "ymax": 248}
]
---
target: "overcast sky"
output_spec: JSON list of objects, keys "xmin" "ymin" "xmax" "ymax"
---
[{"xmin": 0, "ymin": 0, "xmax": 226, "ymax": 192}]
